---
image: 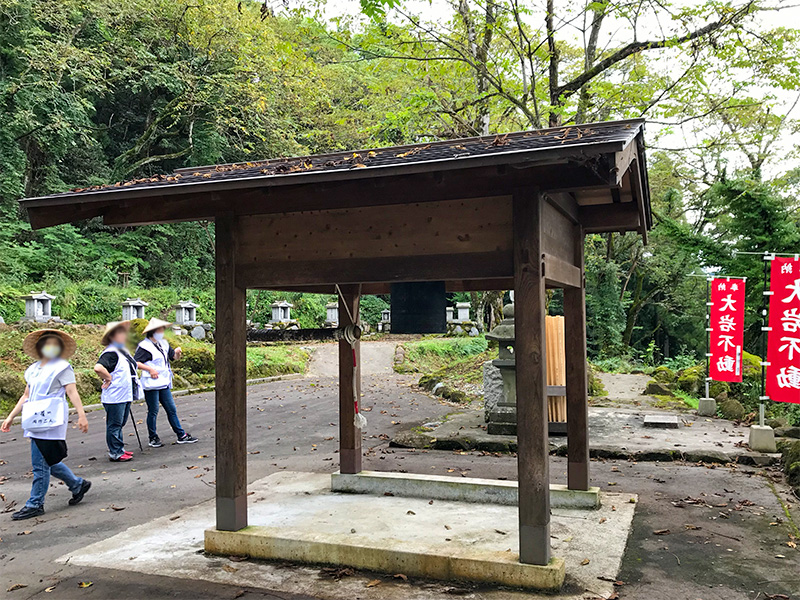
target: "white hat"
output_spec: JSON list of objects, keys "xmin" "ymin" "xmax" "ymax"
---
[{"xmin": 142, "ymin": 318, "xmax": 172, "ymax": 335}]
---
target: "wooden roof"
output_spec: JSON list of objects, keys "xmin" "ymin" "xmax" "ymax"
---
[{"xmin": 21, "ymin": 119, "xmax": 651, "ymax": 237}]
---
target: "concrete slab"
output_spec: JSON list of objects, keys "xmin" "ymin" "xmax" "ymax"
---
[
  {"xmin": 393, "ymin": 407, "xmax": 780, "ymax": 464},
  {"xmin": 331, "ymin": 470, "xmax": 600, "ymax": 509},
  {"xmin": 643, "ymin": 414, "xmax": 679, "ymax": 428},
  {"xmin": 59, "ymin": 471, "xmax": 637, "ymax": 600}
]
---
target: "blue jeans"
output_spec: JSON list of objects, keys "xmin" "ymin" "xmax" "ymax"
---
[
  {"xmin": 144, "ymin": 388, "xmax": 185, "ymax": 441},
  {"xmin": 26, "ymin": 440, "xmax": 83, "ymax": 509},
  {"xmin": 103, "ymin": 402, "xmax": 130, "ymax": 459}
]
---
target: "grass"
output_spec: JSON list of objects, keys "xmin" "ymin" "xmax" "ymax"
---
[
  {"xmin": 396, "ymin": 336, "xmax": 490, "ymax": 374},
  {"xmin": 395, "ymin": 335, "xmax": 496, "ymax": 403},
  {"xmin": 672, "ymin": 389, "xmax": 699, "ymax": 410}
]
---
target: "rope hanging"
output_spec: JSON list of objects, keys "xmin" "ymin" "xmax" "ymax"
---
[{"xmin": 336, "ymin": 285, "xmax": 366, "ymax": 429}]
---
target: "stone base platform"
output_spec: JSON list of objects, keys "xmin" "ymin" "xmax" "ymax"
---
[
  {"xmin": 331, "ymin": 470, "xmax": 601, "ymax": 509},
  {"xmin": 60, "ymin": 471, "xmax": 637, "ymax": 598}
]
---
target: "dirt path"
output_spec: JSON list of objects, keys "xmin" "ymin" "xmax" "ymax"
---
[
  {"xmin": 305, "ymin": 340, "xmax": 398, "ymax": 378},
  {"xmin": 600, "ymin": 372, "xmax": 650, "ymax": 399}
]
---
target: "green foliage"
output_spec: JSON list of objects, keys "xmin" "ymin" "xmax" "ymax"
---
[{"xmin": 403, "ymin": 336, "xmax": 488, "ymax": 361}]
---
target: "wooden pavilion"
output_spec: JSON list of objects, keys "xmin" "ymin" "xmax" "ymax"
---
[{"xmin": 21, "ymin": 119, "xmax": 651, "ymax": 568}]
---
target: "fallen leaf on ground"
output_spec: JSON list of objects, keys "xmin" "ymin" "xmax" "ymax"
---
[
  {"xmin": 406, "ymin": 510, "xmax": 415, "ymax": 515},
  {"xmin": 684, "ymin": 524, "xmax": 701, "ymax": 530},
  {"xmin": 366, "ymin": 579, "xmax": 381, "ymax": 587},
  {"xmin": 7, "ymin": 584, "xmax": 27, "ymax": 592},
  {"xmin": 580, "ymin": 558, "xmax": 590, "ymax": 565},
  {"xmin": 110, "ymin": 505, "xmax": 125, "ymax": 511},
  {"xmin": 653, "ymin": 529, "xmax": 671, "ymax": 535},
  {"xmin": 599, "ymin": 517, "xmax": 607, "ymax": 524},
  {"xmin": 44, "ymin": 584, "xmax": 58, "ymax": 592},
  {"xmin": 17, "ymin": 530, "xmax": 31, "ymax": 536},
  {"xmin": 393, "ymin": 573, "xmax": 408, "ymax": 581},
  {"xmin": 78, "ymin": 581, "xmax": 93, "ymax": 588},
  {"xmin": 222, "ymin": 565, "xmax": 238, "ymax": 573}
]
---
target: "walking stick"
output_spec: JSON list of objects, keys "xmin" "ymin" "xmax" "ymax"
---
[{"xmin": 128, "ymin": 402, "xmax": 144, "ymax": 452}]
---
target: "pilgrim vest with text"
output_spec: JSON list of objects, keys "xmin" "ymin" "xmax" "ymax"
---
[
  {"xmin": 138, "ymin": 337, "xmax": 173, "ymax": 390},
  {"xmin": 100, "ymin": 345, "xmax": 138, "ymax": 404}
]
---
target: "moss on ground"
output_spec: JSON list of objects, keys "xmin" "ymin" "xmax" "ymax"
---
[{"xmin": 395, "ymin": 336, "xmax": 496, "ymax": 405}]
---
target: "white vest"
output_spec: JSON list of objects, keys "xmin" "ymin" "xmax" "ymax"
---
[
  {"xmin": 138, "ymin": 337, "xmax": 173, "ymax": 390},
  {"xmin": 100, "ymin": 345, "xmax": 140, "ymax": 404},
  {"xmin": 22, "ymin": 359, "xmax": 70, "ymax": 439}
]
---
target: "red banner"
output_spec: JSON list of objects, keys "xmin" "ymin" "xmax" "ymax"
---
[
  {"xmin": 709, "ymin": 277, "xmax": 745, "ymax": 382},
  {"xmin": 767, "ymin": 257, "xmax": 800, "ymax": 404}
]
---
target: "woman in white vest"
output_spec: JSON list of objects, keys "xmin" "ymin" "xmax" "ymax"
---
[
  {"xmin": 1, "ymin": 330, "xmax": 91, "ymax": 521},
  {"xmin": 134, "ymin": 318, "xmax": 197, "ymax": 447},
  {"xmin": 94, "ymin": 321, "xmax": 140, "ymax": 462}
]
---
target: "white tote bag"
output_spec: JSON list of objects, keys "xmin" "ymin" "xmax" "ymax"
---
[{"xmin": 21, "ymin": 395, "xmax": 65, "ymax": 433}]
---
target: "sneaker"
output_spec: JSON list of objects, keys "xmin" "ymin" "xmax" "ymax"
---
[
  {"xmin": 12, "ymin": 506, "xmax": 44, "ymax": 520},
  {"xmin": 69, "ymin": 480, "xmax": 92, "ymax": 506},
  {"xmin": 177, "ymin": 433, "xmax": 198, "ymax": 444},
  {"xmin": 148, "ymin": 437, "xmax": 163, "ymax": 448},
  {"xmin": 122, "ymin": 450, "xmax": 133, "ymax": 457},
  {"xmin": 109, "ymin": 454, "xmax": 133, "ymax": 462}
]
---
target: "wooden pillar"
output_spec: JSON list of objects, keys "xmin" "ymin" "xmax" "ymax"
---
[
  {"xmin": 513, "ymin": 188, "xmax": 550, "ymax": 566},
  {"xmin": 338, "ymin": 285, "xmax": 362, "ymax": 474},
  {"xmin": 215, "ymin": 214, "xmax": 248, "ymax": 531},
  {"xmin": 565, "ymin": 225, "xmax": 589, "ymax": 491}
]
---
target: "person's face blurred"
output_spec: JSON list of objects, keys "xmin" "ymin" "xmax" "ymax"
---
[{"xmin": 111, "ymin": 328, "xmax": 128, "ymax": 346}]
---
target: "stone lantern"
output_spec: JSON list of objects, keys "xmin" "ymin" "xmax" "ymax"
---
[
  {"xmin": 270, "ymin": 300, "xmax": 293, "ymax": 323},
  {"xmin": 122, "ymin": 298, "xmax": 148, "ymax": 320},
  {"xmin": 446, "ymin": 306, "xmax": 455, "ymax": 322},
  {"xmin": 325, "ymin": 302, "xmax": 339, "ymax": 327},
  {"xmin": 378, "ymin": 308, "xmax": 391, "ymax": 333},
  {"xmin": 456, "ymin": 302, "xmax": 471, "ymax": 322},
  {"xmin": 485, "ymin": 302, "xmax": 517, "ymax": 435},
  {"xmin": 175, "ymin": 301, "xmax": 199, "ymax": 326},
  {"xmin": 21, "ymin": 291, "xmax": 56, "ymax": 322}
]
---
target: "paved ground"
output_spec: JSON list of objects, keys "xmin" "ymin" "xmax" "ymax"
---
[{"xmin": 1, "ymin": 342, "xmax": 799, "ymax": 599}]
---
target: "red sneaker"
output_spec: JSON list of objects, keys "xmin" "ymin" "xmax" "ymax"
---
[
  {"xmin": 122, "ymin": 450, "xmax": 133, "ymax": 457},
  {"xmin": 109, "ymin": 454, "xmax": 133, "ymax": 462}
]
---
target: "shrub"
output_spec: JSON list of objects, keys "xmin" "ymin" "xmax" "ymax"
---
[
  {"xmin": 177, "ymin": 347, "xmax": 215, "ymax": 374},
  {"xmin": 652, "ymin": 366, "xmax": 676, "ymax": 384}
]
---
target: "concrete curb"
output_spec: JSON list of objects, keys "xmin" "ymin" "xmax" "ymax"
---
[
  {"xmin": 331, "ymin": 470, "xmax": 601, "ymax": 509},
  {"xmin": 11, "ymin": 372, "xmax": 306, "ymax": 424},
  {"xmin": 205, "ymin": 526, "xmax": 566, "ymax": 591}
]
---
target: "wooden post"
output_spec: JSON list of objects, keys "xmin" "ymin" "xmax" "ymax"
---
[
  {"xmin": 215, "ymin": 214, "xmax": 248, "ymax": 531},
  {"xmin": 339, "ymin": 285, "xmax": 362, "ymax": 474},
  {"xmin": 565, "ymin": 225, "xmax": 589, "ymax": 491},
  {"xmin": 513, "ymin": 188, "xmax": 550, "ymax": 566}
]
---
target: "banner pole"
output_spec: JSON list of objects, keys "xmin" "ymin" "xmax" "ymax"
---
[
  {"xmin": 705, "ymin": 277, "xmax": 711, "ymax": 402},
  {"xmin": 760, "ymin": 253, "xmax": 770, "ymax": 427}
]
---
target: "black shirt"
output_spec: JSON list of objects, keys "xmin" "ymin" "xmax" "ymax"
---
[{"xmin": 133, "ymin": 341, "xmax": 175, "ymax": 364}]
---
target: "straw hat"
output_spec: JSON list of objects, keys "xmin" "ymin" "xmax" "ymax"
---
[
  {"xmin": 142, "ymin": 318, "xmax": 172, "ymax": 335},
  {"xmin": 100, "ymin": 320, "xmax": 131, "ymax": 346},
  {"xmin": 23, "ymin": 329, "xmax": 77, "ymax": 360}
]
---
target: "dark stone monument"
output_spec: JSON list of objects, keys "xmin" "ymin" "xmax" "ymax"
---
[{"xmin": 389, "ymin": 282, "xmax": 447, "ymax": 334}]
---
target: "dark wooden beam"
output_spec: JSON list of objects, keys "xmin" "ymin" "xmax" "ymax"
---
[
  {"xmin": 214, "ymin": 214, "xmax": 248, "ymax": 531},
  {"xmin": 544, "ymin": 192, "xmax": 579, "ymax": 224},
  {"xmin": 543, "ymin": 253, "xmax": 581, "ymax": 289},
  {"xmin": 565, "ymin": 225, "xmax": 589, "ymax": 491},
  {"xmin": 513, "ymin": 187, "xmax": 551, "ymax": 566},
  {"xmin": 98, "ymin": 163, "xmax": 609, "ymax": 227},
  {"xmin": 579, "ymin": 202, "xmax": 640, "ymax": 233},
  {"xmin": 339, "ymin": 285, "xmax": 362, "ymax": 474},
  {"xmin": 27, "ymin": 202, "xmax": 112, "ymax": 229},
  {"xmin": 236, "ymin": 251, "xmax": 513, "ymax": 289}
]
